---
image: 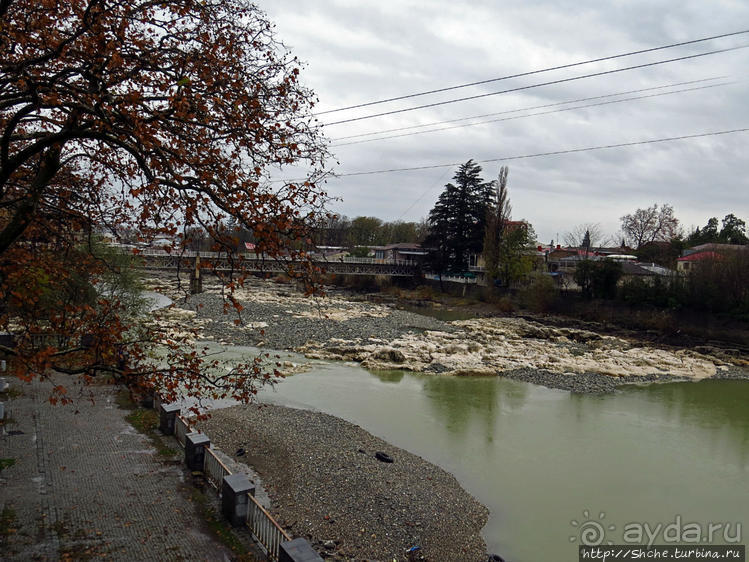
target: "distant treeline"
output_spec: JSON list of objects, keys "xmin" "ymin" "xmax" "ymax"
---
[
  {"xmin": 148, "ymin": 215, "xmax": 428, "ymax": 253},
  {"xmin": 630, "ymin": 213, "xmax": 747, "ymax": 268},
  {"xmin": 311, "ymin": 215, "xmax": 429, "ymax": 249}
]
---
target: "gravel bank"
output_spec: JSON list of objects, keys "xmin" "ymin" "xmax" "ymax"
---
[
  {"xmin": 199, "ymin": 404, "xmax": 489, "ymax": 562},
  {"xmin": 154, "ymin": 276, "xmax": 749, "ymax": 394},
  {"xmin": 180, "ymin": 287, "xmax": 454, "ymax": 351},
  {"xmin": 493, "ymin": 367, "xmax": 748, "ymax": 392}
]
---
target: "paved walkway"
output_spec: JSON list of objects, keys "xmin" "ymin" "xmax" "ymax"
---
[{"xmin": 0, "ymin": 375, "xmax": 233, "ymax": 561}]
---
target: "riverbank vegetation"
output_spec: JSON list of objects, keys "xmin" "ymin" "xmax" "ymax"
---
[{"xmin": 324, "ymin": 266, "xmax": 749, "ymax": 350}]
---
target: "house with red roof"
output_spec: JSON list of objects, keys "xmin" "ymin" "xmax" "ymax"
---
[
  {"xmin": 677, "ymin": 243, "xmax": 748, "ymax": 272},
  {"xmin": 676, "ymin": 251, "xmax": 723, "ymax": 272}
]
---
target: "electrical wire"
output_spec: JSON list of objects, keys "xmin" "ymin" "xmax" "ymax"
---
[
  {"xmin": 315, "ymin": 29, "xmax": 749, "ymax": 116},
  {"xmin": 330, "ymin": 80, "xmax": 736, "ymax": 147},
  {"xmin": 327, "ymin": 127, "xmax": 749, "ymax": 178},
  {"xmin": 322, "ymin": 44, "xmax": 748, "ymax": 126},
  {"xmin": 330, "ymin": 76, "xmax": 728, "ymax": 142},
  {"xmin": 397, "ymin": 167, "xmax": 452, "ymax": 220}
]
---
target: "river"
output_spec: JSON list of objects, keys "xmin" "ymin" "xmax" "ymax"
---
[
  {"xmin": 246, "ymin": 357, "xmax": 749, "ymax": 561},
  {"xmin": 144, "ymin": 285, "xmax": 748, "ymax": 560}
]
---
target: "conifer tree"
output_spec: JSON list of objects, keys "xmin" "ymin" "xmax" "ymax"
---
[{"xmin": 426, "ymin": 160, "xmax": 493, "ymax": 272}]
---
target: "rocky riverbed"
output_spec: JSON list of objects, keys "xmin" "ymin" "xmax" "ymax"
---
[
  {"xmin": 146, "ymin": 275, "xmax": 749, "ymax": 394},
  {"xmin": 198, "ymin": 404, "xmax": 489, "ymax": 561}
]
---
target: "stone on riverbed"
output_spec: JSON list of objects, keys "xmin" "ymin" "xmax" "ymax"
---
[{"xmin": 368, "ymin": 347, "xmax": 406, "ymax": 363}]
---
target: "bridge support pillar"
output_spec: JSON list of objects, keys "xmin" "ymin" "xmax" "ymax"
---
[{"xmin": 190, "ymin": 255, "xmax": 203, "ymax": 294}]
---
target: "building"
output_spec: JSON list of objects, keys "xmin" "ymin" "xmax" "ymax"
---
[
  {"xmin": 619, "ymin": 260, "xmax": 674, "ymax": 282},
  {"xmin": 546, "ymin": 246, "xmax": 636, "ymax": 272},
  {"xmin": 677, "ymin": 243, "xmax": 748, "ymax": 272},
  {"xmin": 373, "ymin": 243, "xmax": 428, "ymax": 264},
  {"xmin": 682, "ymin": 243, "xmax": 748, "ymax": 256},
  {"xmin": 677, "ymin": 251, "xmax": 722, "ymax": 272}
]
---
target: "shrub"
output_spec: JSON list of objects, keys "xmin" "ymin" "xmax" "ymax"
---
[
  {"xmin": 416, "ymin": 285, "xmax": 435, "ymax": 300},
  {"xmin": 496, "ymin": 296, "xmax": 515, "ymax": 313},
  {"xmin": 519, "ymin": 273, "xmax": 558, "ymax": 312}
]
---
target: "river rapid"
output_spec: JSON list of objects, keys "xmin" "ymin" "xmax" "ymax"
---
[{"xmin": 145, "ymin": 275, "xmax": 747, "ymax": 392}]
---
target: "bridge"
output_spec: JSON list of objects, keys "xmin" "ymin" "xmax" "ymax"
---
[{"xmin": 136, "ymin": 250, "xmax": 421, "ymax": 277}]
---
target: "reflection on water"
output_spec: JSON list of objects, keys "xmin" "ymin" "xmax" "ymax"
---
[
  {"xmin": 421, "ymin": 375, "xmax": 529, "ymax": 442},
  {"xmin": 631, "ymin": 380, "xmax": 749, "ymax": 434},
  {"xmin": 370, "ymin": 369, "xmax": 405, "ymax": 384},
  {"xmin": 257, "ymin": 363, "xmax": 749, "ymax": 562}
]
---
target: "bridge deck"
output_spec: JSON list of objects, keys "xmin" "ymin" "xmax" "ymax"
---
[{"xmin": 137, "ymin": 251, "xmax": 420, "ymax": 276}]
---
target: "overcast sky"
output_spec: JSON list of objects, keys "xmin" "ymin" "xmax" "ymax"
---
[{"xmin": 262, "ymin": 0, "xmax": 749, "ymax": 245}]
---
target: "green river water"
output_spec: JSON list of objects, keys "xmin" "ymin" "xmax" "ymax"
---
[{"xmin": 252, "ymin": 359, "xmax": 749, "ymax": 561}]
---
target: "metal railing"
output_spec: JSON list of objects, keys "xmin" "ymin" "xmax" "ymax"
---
[
  {"xmin": 424, "ymin": 273, "xmax": 479, "ymax": 284},
  {"xmin": 130, "ymin": 248, "xmax": 417, "ymax": 266},
  {"xmin": 203, "ymin": 448, "xmax": 232, "ymax": 491},
  {"xmin": 175, "ymin": 415, "xmax": 191, "ymax": 448},
  {"xmin": 161, "ymin": 404, "xmax": 292, "ymax": 560},
  {"xmin": 247, "ymin": 493, "xmax": 291, "ymax": 561}
]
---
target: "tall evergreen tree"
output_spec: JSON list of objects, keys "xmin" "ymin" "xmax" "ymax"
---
[
  {"xmin": 483, "ymin": 166, "xmax": 511, "ymax": 282},
  {"xmin": 582, "ymin": 229, "xmax": 591, "ymax": 252},
  {"xmin": 425, "ymin": 190, "xmax": 452, "ymax": 278},
  {"xmin": 719, "ymin": 214, "xmax": 748, "ymax": 245},
  {"xmin": 425, "ymin": 160, "xmax": 493, "ymax": 272}
]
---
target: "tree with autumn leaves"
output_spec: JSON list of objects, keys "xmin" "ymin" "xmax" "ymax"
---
[{"xmin": 0, "ymin": 0, "xmax": 330, "ymax": 407}]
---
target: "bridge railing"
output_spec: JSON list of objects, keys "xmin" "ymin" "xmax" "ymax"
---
[{"xmin": 125, "ymin": 247, "xmax": 420, "ymax": 267}]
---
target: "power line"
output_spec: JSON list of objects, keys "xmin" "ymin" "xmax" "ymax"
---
[
  {"xmin": 331, "ymin": 80, "xmax": 735, "ymax": 147},
  {"xmin": 316, "ymin": 29, "xmax": 749, "ymax": 116},
  {"xmin": 323, "ymin": 44, "xmax": 748, "ymax": 126},
  {"xmin": 330, "ymin": 76, "xmax": 727, "ymax": 142},
  {"xmin": 327, "ymin": 127, "xmax": 749, "ymax": 178},
  {"xmin": 397, "ymin": 167, "xmax": 451, "ymax": 220}
]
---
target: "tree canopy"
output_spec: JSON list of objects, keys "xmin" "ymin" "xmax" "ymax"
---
[
  {"xmin": 481, "ymin": 166, "xmax": 536, "ymax": 287},
  {"xmin": 483, "ymin": 166, "xmax": 511, "ymax": 279},
  {"xmin": 574, "ymin": 259, "xmax": 623, "ymax": 299},
  {"xmin": 0, "ymin": 0, "xmax": 329, "ymax": 407},
  {"xmin": 425, "ymin": 160, "xmax": 493, "ymax": 272},
  {"xmin": 563, "ymin": 223, "xmax": 610, "ymax": 249},
  {"xmin": 311, "ymin": 215, "xmax": 428, "ymax": 248},
  {"xmin": 620, "ymin": 204, "xmax": 679, "ymax": 249},
  {"xmin": 688, "ymin": 214, "xmax": 748, "ymax": 246}
]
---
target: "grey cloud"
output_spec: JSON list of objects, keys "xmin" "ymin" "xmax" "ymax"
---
[{"xmin": 262, "ymin": 0, "xmax": 749, "ymax": 243}]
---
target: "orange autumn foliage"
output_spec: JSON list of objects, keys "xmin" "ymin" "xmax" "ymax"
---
[{"xmin": 0, "ymin": 0, "xmax": 330, "ymax": 410}]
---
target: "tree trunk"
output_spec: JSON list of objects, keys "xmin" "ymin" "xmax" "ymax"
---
[{"xmin": 0, "ymin": 146, "xmax": 61, "ymax": 255}]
